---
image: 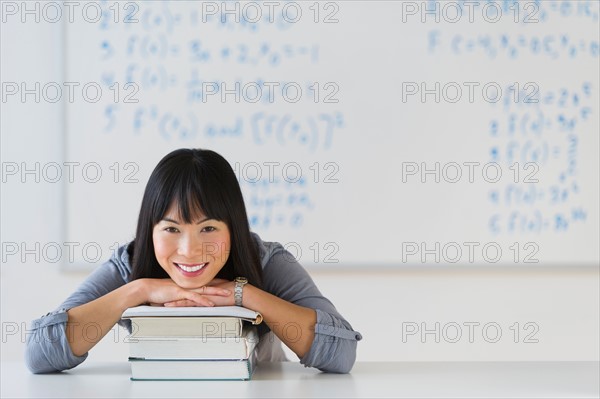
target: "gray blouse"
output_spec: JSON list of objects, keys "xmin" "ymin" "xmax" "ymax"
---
[{"xmin": 24, "ymin": 233, "xmax": 362, "ymax": 374}]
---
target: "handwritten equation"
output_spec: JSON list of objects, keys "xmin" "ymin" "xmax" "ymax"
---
[
  {"xmin": 429, "ymin": 31, "xmax": 600, "ymax": 60},
  {"xmin": 486, "ymin": 82, "xmax": 594, "ymax": 234},
  {"xmin": 91, "ymin": 1, "xmax": 337, "ymax": 232}
]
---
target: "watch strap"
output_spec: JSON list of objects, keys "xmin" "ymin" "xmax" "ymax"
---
[{"xmin": 234, "ymin": 277, "xmax": 247, "ymax": 306}]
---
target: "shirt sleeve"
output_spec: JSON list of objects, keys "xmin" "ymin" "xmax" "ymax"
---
[
  {"xmin": 261, "ymin": 246, "xmax": 363, "ymax": 374},
  {"xmin": 24, "ymin": 257, "xmax": 130, "ymax": 374}
]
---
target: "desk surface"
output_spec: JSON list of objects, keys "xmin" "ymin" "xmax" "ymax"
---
[{"xmin": 2, "ymin": 361, "xmax": 598, "ymax": 398}]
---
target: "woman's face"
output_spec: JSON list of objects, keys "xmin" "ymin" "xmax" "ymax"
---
[{"xmin": 152, "ymin": 203, "xmax": 231, "ymax": 289}]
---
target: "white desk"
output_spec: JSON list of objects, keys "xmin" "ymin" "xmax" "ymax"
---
[{"xmin": 2, "ymin": 361, "xmax": 598, "ymax": 398}]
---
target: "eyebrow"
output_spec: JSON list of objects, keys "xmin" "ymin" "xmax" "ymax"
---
[{"xmin": 161, "ymin": 217, "xmax": 210, "ymax": 225}]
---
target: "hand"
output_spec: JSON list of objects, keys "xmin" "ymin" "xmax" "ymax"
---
[
  {"xmin": 162, "ymin": 278, "xmax": 236, "ymax": 307},
  {"xmin": 138, "ymin": 278, "xmax": 230, "ymax": 307}
]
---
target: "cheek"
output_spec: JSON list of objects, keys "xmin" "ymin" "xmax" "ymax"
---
[
  {"xmin": 215, "ymin": 234, "xmax": 231, "ymax": 261},
  {"xmin": 152, "ymin": 235, "xmax": 171, "ymax": 262}
]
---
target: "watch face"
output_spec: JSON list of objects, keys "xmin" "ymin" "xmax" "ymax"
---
[{"xmin": 236, "ymin": 277, "xmax": 248, "ymax": 284}]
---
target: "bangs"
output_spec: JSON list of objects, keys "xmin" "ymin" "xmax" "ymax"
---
[{"xmin": 151, "ymin": 159, "xmax": 230, "ymax": 225}]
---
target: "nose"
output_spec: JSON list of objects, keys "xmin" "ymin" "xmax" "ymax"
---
[{"xmin": 177, "ymin": 233, "xmax": 202, "ymax": 260}]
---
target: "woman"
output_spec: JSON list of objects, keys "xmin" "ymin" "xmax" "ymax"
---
[{"xmin": 25, "ymin": 148, "xmax": 362, "ymax": 374}]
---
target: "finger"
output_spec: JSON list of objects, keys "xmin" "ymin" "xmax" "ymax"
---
[
  {"xmin": 164, "ymin": 299, "xmax": 195, "ymax": 307},
  {"xmin": 187, "ymin": 292, "xmax": 215, "ymax": 307},
  {"xmin": 196, "ymin": 286, "xmax": 230, "ymax": 296}
]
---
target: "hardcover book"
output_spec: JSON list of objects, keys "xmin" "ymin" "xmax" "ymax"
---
[
  {"xmin": 128, "ymin": 353, "xmax": 257, "ymax": 381},
  {"xmin": 128, "ymin": 326, "xmax": 259, "ymax": 360}
]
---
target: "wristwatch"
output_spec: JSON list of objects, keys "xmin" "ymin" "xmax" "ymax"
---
[{"xmin": 234, "ymin": 277, "xmax": 248, "ymax": 307}]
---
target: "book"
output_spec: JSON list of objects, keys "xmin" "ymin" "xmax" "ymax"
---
[
  {"xmin": 128, "ymin": 317, "xmax": 248, "ymax": 338},
  {"xmin": 122, "ymin": 305, "xmax": 262, "ymax": 381},
  {"xmin": 122, "ymin": 305, "xmax": 263, "ymax": 323},
  {"xmin": 121, "ymin": 305, "xmax": 263, "ymax": 338},
  {"xmin": 128, "ymin": 326, "xmax": 259, "ymax": 360},
  {"xmin": 129, "ymin": 353, "xmax": 257, "ymax": 381}
]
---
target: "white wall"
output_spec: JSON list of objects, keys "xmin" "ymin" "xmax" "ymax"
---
[{"xmin": 1, "ymin": 8, "xmax": 598, "ymax": 364}]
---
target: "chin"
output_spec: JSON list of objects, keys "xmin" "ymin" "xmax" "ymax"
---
[{"xmin": 173, "ymin": 278, "xmax": 205, "ymax": 289}]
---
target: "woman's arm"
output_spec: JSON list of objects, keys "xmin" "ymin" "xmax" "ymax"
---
[
  {"xmin": 65, "ymin": 280, "xmax": 143, "ymax": 357},
  {"xmin": 242, "ymin": 285, "xmax": 316, "ymax": 357},
  {"xmin": 66, "ymin": 279, "xmax": 229, "ymax": 356},
  {"xmin": 25, "ymin": 255, "xmax": 133, "ymax": 374},
  {"xmin": 258, "ymin": 247, "xmax": 362, "ymax": 373}
]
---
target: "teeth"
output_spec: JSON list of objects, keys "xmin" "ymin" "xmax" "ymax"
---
[{"xmin": 176, "ymin": 263, "xmax": 206, "ymax": 272}]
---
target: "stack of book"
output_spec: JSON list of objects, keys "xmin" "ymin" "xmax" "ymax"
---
[{"xmin": 121, "ymin": 305, "xmax": 263, "ymax": 381}]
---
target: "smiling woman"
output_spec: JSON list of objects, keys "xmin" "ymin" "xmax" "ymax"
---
[
  {"xmin": 24, "ymin": 148, "xmax": 362, "ymax": 375},
  {"xmin": 152, "ymin": 213, "xmax": 232, "ymax": 289}
]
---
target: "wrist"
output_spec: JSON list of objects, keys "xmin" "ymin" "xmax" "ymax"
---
[
  {"xmin": 239, "ymin": 283, "xmax": 258, "ymax": 309},
  {"xmin": 234, "ymin": 277, "xmax": 248, "ymax": 306},
  {"xmin": 126, "ymin": 279, "xmax": 148, "ymax": 309}
]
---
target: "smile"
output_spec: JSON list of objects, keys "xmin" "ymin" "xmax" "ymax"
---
[{"xmin": 174, "ymin": 262, "xmax": 208, "ymax": 276}]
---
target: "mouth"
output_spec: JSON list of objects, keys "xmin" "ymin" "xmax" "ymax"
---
[{"xmin": 173, "ymin": 262, "xmax": 209, "ymax": 277}]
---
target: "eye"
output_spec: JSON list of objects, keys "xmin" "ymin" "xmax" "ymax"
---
[
  {"xmin": 164, "ymin": 226, "xmax": 179, "ymax": 233},
  {"xmin": 202, "ymin": 226, "xmax": 216, "ymax": 233}
]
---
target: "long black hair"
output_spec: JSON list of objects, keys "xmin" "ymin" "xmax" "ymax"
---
[{"xmin": 129, "ymin": 148, "xmax": 263, "ymax": 289}]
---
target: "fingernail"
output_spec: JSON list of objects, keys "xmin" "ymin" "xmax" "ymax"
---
[
  {"xmin": 208, "ymin": 301, "xmax": 215, "ymax": 307},
  {"xmin": 222, "ymin": 289, "xmax": 230, "ymax": 295}
]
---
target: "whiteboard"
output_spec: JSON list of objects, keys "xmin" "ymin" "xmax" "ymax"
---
[{"xmin": 65, "ymin": 1, "xmax": 599, "ymax": 267}]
